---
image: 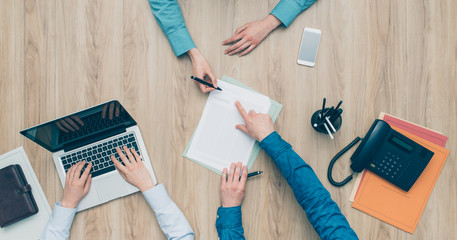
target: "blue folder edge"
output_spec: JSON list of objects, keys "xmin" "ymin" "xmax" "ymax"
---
[{"xmin": 182, "ymin": 75, "xmax": 283, "ymax": 175}]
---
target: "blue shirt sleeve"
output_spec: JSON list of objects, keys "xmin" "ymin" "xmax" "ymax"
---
[
  {"xmin": 143, "ymin": 183, "xmax": 195, "ymax": 240},
  {"xmin": 270, "ymin": 0, "xmax": 317, "ymax": 27},
  {"xmin": 215, "ymin": 206, "xmax": 245, "ymax": 240},
  {"xmin": 259, "ymin": 132, "xmax": 359, "ymax": 240},
  {"xmin": 147, "ymin": 0, "xmax": 196, "ymax": 56},
  {"xmin": 40, "ymin": 202, "xmax": 77, "ymax": 240}
]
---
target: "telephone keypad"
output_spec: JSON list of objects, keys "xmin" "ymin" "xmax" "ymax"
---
[{"xmin": 371, "ymin": 152, "xmax": 408, "ymax": 181}]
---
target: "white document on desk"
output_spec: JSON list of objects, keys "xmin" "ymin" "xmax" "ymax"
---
[{"xmin": 187, "ymin": 80, "xmax": 271, "ymax": 172}]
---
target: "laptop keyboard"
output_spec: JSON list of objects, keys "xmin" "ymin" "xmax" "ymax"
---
[{"xmin": 61, "ymin": 133, "xmax": 139, "ymax": 178}]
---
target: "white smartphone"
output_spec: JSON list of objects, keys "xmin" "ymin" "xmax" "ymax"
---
[{"xmin": 297, "ymin": 27, "xmax": 321, "ymax": 67}]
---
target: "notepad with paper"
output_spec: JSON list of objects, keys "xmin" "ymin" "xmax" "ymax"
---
[{"xmin": 183, "ymin": 76, "xmax": 283, "ymax": 174}]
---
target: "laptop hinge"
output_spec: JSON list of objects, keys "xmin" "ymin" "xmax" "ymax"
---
[{"xmin": 62, "ymin": 127, "xmax": 126, "ymax": 152}]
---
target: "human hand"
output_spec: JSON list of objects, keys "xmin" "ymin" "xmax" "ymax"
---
[
  {"xmin": 235, "ymin": 101, "xmax": 274, "ymax": 142},
  {"xmin": 61, "ymin": 161, "xmax": 92, "ymax": 208},
  {"xmin": 188, "ymin": 48, "xmax": 217, "ymax": 93},
  {"xmin": 222, "ymin": 15, "xmax": 281, "ymax": 56},
  {"xmin": 221, "ymin": 162, "xmax": 247, "ymax": 208},
  {"xmin": 110, "ymin": 146, "xmax": 155, "ymax": 192}
]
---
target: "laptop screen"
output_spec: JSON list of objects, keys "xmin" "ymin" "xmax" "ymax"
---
[{"xmin": 20, "ymin": 100, "xmax": 136, "ymax": 152}]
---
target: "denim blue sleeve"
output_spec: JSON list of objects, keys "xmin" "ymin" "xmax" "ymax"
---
[
  {"xmin": 148, "ymin": 0, "xmax": 196, "ymax": 56},
  {"xmin": 215, "ymin": 206, "xmax": 246, "ymax": 240},
  {"xmin": 270, "ymin": 0, "xmax": 317, "ymax": 27},
  {"xmin": 259, "ymin": 132, "xmax": 359, "ymax": 240}
]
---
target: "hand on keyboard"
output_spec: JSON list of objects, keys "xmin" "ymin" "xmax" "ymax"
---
[
  {"xmin": 61, "ymin": 161, "xmax": 92, "ymax": 208},
  {"xmin": 111, "ymin": 146, "xmax": 155, "ymax": 192}
]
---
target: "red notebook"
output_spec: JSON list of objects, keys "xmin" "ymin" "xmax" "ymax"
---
[{"xmin": 381, "ymin": 113, "xmax": 447, "ymax": 147}]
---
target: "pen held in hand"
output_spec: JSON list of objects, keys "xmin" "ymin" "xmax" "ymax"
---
[{"xmin": 190, "ymin": 76, "xmax": 222, "ymax": 91}]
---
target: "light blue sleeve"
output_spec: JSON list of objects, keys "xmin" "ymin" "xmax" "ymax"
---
[
  {"xmin": 40, "ymin": 202, "xmax": 77, "ymax": 240},
  {"xmin": 270, "ymin": 0, "xmax": 317, "ymax": 27},
  {"xmin": 143, "ymin": 183, "xmax": 195, "ymax": 240},
  {"xmin": 147, "ymin": 0, "xmax": 196, "ymax": 56}
]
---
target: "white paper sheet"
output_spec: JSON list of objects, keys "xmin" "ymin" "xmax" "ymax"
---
[{"xmin": 187, "ymin": 80, "xmax": 271, "ymax": 172}]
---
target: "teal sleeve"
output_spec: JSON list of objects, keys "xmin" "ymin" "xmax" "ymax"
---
[
  {"xmin": 148, "ymin": 0, "xmax": 196, "ymax": 56},
  {"xmin": 270, "ymin": 0, "xmax": 317, "ymax": 27}
]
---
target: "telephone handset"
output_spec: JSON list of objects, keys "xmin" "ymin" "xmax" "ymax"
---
[{"xmin": 328, "ymin": 119, "xmax": 434, "ymax": 191}]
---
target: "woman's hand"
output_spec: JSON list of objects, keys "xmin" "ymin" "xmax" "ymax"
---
[
  {"xmin": 188, "ymin": 48, "xmax": 218, "ymax": 93},
  {"xmin": 222, "ymin": 15, "xmax": 281, "ymax": 56}
]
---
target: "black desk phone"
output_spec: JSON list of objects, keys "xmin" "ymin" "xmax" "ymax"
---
[{"xmin": 327, "ymin": 119, "xmax": 434, "ymax": 191}]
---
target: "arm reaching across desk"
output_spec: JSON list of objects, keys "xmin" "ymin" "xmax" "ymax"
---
[
  {"xmin": 40, "ymin": 148, "xmax": 194, "ymax": 240},
  {"xmin": 147, "ymin": 0, "xmax": 217, "ymax": 93},
  {"xmin": 223, "ymin": 0, "xmax": 317, "ymax": 56},
  {"xmin": 215, "ymin": 102, "xmax": 358, "ymax": 240}
]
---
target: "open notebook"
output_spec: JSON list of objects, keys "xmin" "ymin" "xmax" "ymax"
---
[{"xmin": 183, "ymin": 76, "xmax": 282, "ymax": 174}]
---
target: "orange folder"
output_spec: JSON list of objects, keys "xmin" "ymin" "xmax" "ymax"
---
[{"xmin": 352, "ymin": 127, "xmax": 450, "ymax": 233}]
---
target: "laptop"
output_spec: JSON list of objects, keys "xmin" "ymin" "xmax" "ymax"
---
[{"xmin": 20, "ymin": 100, "xmax": 157, "ymax": 211}]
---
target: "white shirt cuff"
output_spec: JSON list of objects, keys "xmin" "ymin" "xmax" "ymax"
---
[
  {"xmin": 51, "ymin": 202, "xmax": 76, "ymax": 227},
  {"xmin": 142, "ymin": 183, "xmax": 172, "ymax": 211}
]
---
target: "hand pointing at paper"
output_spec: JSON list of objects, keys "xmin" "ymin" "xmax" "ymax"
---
[
  {"xmin": 218, "ymin": 101, "xmax": 358, "ymax": 240},
  {"xmin": 235, "ymin": 101, "xmax": 274, "ymax": 142}
]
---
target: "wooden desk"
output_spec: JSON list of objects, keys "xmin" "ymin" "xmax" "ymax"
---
[{"xmin": 1, "ymin": 0, "xmax": 456, "ymax": 239}]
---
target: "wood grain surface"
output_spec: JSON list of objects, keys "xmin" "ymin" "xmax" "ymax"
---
[{"xmin": 1, "ymin": 0, "xmax": 456, "ymax": 239}]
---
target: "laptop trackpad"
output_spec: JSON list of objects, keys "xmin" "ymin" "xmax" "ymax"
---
[{"xmin": 95, "ymin": 174, "xmax": 128, "ymax": 202}]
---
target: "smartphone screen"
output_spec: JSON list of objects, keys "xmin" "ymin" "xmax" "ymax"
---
[{"xmin": 297, "ymin": 28, "xmax": 321, "ymax": 67}]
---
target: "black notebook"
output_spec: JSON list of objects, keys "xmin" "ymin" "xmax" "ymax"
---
[{"xmin": 0, "ymin": 164, "xmax": 39, "ymax": 228}]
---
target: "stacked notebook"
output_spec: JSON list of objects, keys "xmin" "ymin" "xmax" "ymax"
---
[{"xmin": 349, "ymin": 113, "xmax": 449, "ymax": 233}]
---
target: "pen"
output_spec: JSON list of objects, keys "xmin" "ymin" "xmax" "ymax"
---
[
  {"xmin": 335, "ymin": 100, "xmax": 343, "ymax": 111},
  {"xmin": 325, "ymin": 116, "xmax": 337, "ymax": 133},
  {"xmin": 237, "ymin": 171, "xmax": 263, "ymax": 181},
  {"xmin": 247, "ymin": 171, "xmax": 263, "ymax": 178},
  {"xmin": 315, "ymin": 113, "xmax": 325, "ymax": 127},
  {"xmin": 190, "ymin": 76, "xmax": 222, "ymax": 91},
  {"xmin": 322, "ymin": 106, "xmax": 334, "ymax": 120},
  {"xmin": 330, "ymin": 109, "xmax": 343, "ymax": 122},
  {"xmin": 323, "ymin": 123, "xmax": 334, "ymax": 140},
  {"xmin": 317, "ymin": 107, "xmax": 334, "ymax": 125},
  {"xmin": 321, "ymin": 98, "xmax": 326, "ymax": 120}
]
